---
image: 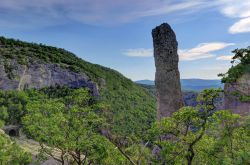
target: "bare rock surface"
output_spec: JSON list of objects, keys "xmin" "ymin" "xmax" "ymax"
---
[
  {"xmin": 0, "ymin": 59, "xmax": 99, "ymax": 96},
  {"xmin": 224, "ymin": 73, "xmax": 250, "ymax": 116},
  {"xmin": 152, "ymin": 23, "xmax": 184, "ymax": 119}
]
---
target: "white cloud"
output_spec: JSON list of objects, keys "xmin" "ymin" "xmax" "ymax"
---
[
  {"xmin": 0, "ymin": 0, "xmax": 213, "ymax": 27},
  {"xmin": 179, "ymin": 42, "xmax": 234, "ymax": 61},
  {"xmin": 1, "ymin": 0, "xmax": 249, "ymax": 32},
  {"xmin": 123, "ymin": 48, "xmax": 153, "ymax": 57},
  {"xmin": 132, "ymin": 1, "xmax": 204, "ymax": 18},
  {"xmin": 229, "ymin": 17, "xmax": 250, "ymax": 34},
  {"xmin": 124, "ymin": 42, "xmax": 234, "ymax": 60},
  {"xmin": 219, "ymin": 0, "xmax": 250, "ymax": 18},
  {"xmin": 216, "ymin": 55, "xmax": 233, "ymax": 61},
  {"xmin": 218, "ymin": 0, "xmax": 250, "ymax": 34}
]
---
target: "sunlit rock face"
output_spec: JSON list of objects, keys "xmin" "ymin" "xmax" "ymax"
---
[
  {"xmin": 0, "ymin": 59, "xmax": 99, "ymax": 96},
  {"xmin": 224, "ymin": 73, "xmax": 250, "ymax": 116},
  {"xmin": 152, "ymin": 23, "xmax": 184, "ymax": 119}
]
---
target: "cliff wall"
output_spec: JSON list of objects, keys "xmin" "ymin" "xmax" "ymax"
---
[
  {"xmin": 224, "ymin": 73, "xmax": 250, "ymax": 116},
  {"xmin": 0, "ymin": 59, "xmax": 99, "ymax": 96}
]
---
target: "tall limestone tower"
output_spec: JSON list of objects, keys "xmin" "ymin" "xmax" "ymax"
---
[{"xmin": 152, "ymin": 23, "xmax": 184, "ymax": 119}]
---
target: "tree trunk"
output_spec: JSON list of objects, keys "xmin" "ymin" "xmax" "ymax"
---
[
  {"xmin": 61, "ymin": 152, "xmax": 65, "ymax": 165},
  {"xmin": 186, "ymin": 147, "xmax": 194, "ymax": 165}
]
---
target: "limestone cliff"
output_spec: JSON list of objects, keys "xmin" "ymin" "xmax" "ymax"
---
[
  {"xmin": 0, "ymin": 59, "xmax": 99, "ymax": 96},
  {"xmin": 152, "ymin": 23, "xmax": 184, "ymax": 119},
  {"xmin": 224, "ymin": 73, "xmax": 250, "ymax": 116}
]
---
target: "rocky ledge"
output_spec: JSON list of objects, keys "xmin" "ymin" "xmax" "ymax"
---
[
  {"xmin": 224, "ymin": 73, "xmax": 250, "ymax": 116},
  {"xmin": 0, "ymin": 59, "xmax": 99, "ymax": 96}
]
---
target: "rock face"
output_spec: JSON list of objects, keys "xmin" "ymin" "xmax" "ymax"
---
[
  {"xmin": 0, "ymin": 59, "xmax": 99, "ymax": 96},
  {"xmin": 183, "ymin": 91, "xmax": 199, "ymax": 107},
  {"xmin": 224, "ymin": 73, "xmax": 250, "ymax": 116},
  {"xmin": 3, "ymin": 125, "xmax": 20, "ymax": 137},
  {"xmin": 152, "ymin": 23, "xmax": 184, "ymax": 119}
]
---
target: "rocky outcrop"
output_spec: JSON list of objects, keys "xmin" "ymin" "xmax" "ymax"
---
[
  {"xmin": 152, "ymin": 23, "xmax": 184, "ymax": 119},
  {"xmin": 2, "ymin": 125, "xmax": 20, "ymax": 137},
  {"xmin": 0, "ymin": 59, "xmax": 99, "ymax": 96},
  {"xmin": 183, "ymin": 91, "xmax": 199, "ymax": 107},
  {"xmin": 224, "ymin": 73, "xmax": 250, "ymax": 116}
]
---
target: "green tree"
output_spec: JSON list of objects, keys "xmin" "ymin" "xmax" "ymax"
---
[
  {"xmin": 150, "ymin": 89, "xmax": 218, "ymax": 164},
  {"xmin": 219, "ymin": 46, "xmax": 250, "ymax": 83},
  {"xmin": 196, "ymin": 111, "xmax": 250, "ymax": 165},
  {"xmin": 23, "ymin": 100, "xmax": 68, "ymax": 164},
  {"xmin": 23, "ymin": 88, "xmax": 124, "ymax": 165},
  {"xmin": 0, "ymin": 90, "xmax": 29, "ymax": 124}
]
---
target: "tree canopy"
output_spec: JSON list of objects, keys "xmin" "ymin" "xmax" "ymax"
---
[{"xmin": 219, "ymin": 46, "xmax": 250, "ymax": 83}]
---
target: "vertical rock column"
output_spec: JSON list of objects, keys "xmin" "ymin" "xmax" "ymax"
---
[{"xmin": 152, "ymin": 23, "xmax": 184, "ymax": 119}]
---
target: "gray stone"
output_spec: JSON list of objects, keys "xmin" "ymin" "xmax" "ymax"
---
[
  {"xmin": 2, "ymin": 125, "xmax": 20, "ymax": 137},
  {"xmin": 152, "ymin": 23, "xmax": 184, "ymax": 119},
  {"xmin": 0, "ymin": 59, "xmax": 99, "ymax": 97},
  {"xmin": 224, "ymin": 73, "xmax": 250, "ymax": 116}
]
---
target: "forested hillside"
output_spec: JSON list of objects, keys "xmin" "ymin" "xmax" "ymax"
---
[
  {"xmin": 0, "ymin": 37, "xmax": 249, "ymax": 165},
  {"xmin": 0, "ymin": 36, "xmax": 156, "ymax": 140}
]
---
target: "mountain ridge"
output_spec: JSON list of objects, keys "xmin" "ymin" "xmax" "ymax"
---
[{"xmin": 136, "ymin": 79, "xmax": 224, "ymax": 91}]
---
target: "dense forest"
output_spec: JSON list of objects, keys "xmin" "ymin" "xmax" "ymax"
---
[
  {"xmin": 0, "ymin": 37, "xmax": 249, "ymax": 164},
  {"xmin": 0, "ymin": 36, "xmax": 156, "ymax": 142},
  {"xmin": 1, "ymin": 87, "xmax": 249, "ymax": 164}
]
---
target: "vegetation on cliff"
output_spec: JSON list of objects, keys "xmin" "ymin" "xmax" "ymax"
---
[
  {"xmin": 219, "ymin": 46, "xmax": 250, "ymax": 83},
  {"xmin": 219, "ymin": 46, "xmax": 250, "ymax": 103}
]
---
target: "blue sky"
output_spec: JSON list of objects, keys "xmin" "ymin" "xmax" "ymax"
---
[{"xmin": 0, "ymin": 0, "xmax": 250, "ymax": 81}]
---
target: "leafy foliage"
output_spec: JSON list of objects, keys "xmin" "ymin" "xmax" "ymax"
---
[
  {"xmin": 150, "ymin": 89, "xmax": 250, "ymax": 165},
  {"xmin": 0, "ymin": 90, "xmax": 29, "ymax": 124},
  {"xmin": 22, "ymin": 88, "xmax": 126, "ymax": 164},
  {"xmin": 219, "ymin": 46, "xmax": 250, "ymax": 83},
  {"xmin": 0, "ymin": 121, "xmax": 32, "ymax": 164}
]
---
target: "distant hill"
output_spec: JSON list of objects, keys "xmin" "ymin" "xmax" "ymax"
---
[
  {"xmin": 136, "ymin": 79, "xmax": 223, "ymax": 91},
  {"xmin": 136, "ymin": 80, "xmax": 155, "ymax": 86}
]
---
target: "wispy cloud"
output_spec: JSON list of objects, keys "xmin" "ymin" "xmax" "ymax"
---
[
  {"xmin": 216, "ymin": 55, "xmax": 233, "ymax": 61},
  {"xmin": 123, "ymin": 42, "xmax": 234, "ymax": 60},
  {"xmin": 229, "ymin": 17, "xmax": 250, "ymax": 34},
  {"xmin": 0, "ymin": 0, "xmax": 214, "ymax": 27},
  {"xmin": 179, "ymin": 42, "xmax": 234, "ymax": 61},
  {"xmin": 123, "ymin": 48, "xmax": 153, "ymax": 57},
  {"xmin": 218, "ymin": 0, "xmax": 250, "ymax": 34},
  {"xmin": 131, "ymin": 1, "xmax": 204, "ymax": 18},
  {"xmin": 1, "ymin": 0, "xmax": 249, "ymax": 33},
  {"xmin": 219, "ymin": 0, "xmax": 250, "ymax": 18}
]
